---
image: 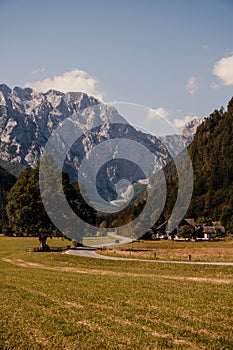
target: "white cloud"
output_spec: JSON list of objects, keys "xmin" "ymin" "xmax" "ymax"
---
[
  {"xmin": 25, "ymin": 69, "xmax": 104, "ymax": 101},
  {"xmin": 212, "ymin": 54, "xmax": 233, "ymax": 87},
  {"xmin": 32, "ymin": 67, "xmax": 46, "ymax": 75},
  {"xmin": 210, "ymin": 81, "xmax": 220, "ymax": 90},
  {"xmin": 146, "ymin": 107, "xmax": 169, "ymax": 121},
  {"xmin": 186, "ymin": 76, "xmax": 199, "ymax": 95},
  {"xmin": 173, "ymin": 115, "xmax": 199, "ymax": 129}
]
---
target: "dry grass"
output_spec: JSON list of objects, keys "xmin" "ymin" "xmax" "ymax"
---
[
  {"xmin": 0, "ymin": 236, "xmax": 233, "ymax": 349},
  {"xmin": 101, "ymin": 237, "xmax": 233, "ymax": 262}
]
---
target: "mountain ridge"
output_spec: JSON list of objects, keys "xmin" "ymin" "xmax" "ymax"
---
[
  {"xmin": 0, "ymin": 84, "xmax": 200, "ymax": 173},
  {"xmin": 0, "ymin": 85, "xmax": 169, "ymax": 170}
]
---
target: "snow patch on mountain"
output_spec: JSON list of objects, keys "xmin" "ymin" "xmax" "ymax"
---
[{"xmin": 181, "ymin": 116, "xmax": 202, "ymax": 138}]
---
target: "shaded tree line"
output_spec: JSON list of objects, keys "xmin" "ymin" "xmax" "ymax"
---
[
  {"xmin": 162, "ymin": 97, "xmax": 233, "ymax": 233},
  {"xmin": 3, "ymin": 158, "xmax": 146, "ymax": 249}
]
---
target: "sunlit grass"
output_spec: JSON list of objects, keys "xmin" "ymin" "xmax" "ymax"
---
[
  {"xmin": 0, "ymin": 236, "xmax": 233, "ymax": 349},
  {"xmin": 83, "ymin": 234, "xmax": 116, "ymax": 246},
  {"xmin": 100, "ymin": 238, "xmax": 233, "ymax": 262}
]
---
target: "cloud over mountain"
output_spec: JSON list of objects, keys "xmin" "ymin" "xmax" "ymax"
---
[
  {"xmin": 146, "ymin": 107, "xmax": 169, "ymax": 120},
  {"xmin": 173, "ymin": 115, "xmax": 201, "ymax": 129},
  {"xmin": 25, "ymin": 69, "xmax": 104, "ymax": 101}
]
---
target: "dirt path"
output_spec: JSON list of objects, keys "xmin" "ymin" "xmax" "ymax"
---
[{"xmin": 2, "ymin": 257, "xmax": 232, "ymax": 284}]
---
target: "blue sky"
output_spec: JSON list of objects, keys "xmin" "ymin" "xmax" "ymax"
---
[{"xmin": 0, "ymin": 0, "xmax": 233, "ymax": 133}]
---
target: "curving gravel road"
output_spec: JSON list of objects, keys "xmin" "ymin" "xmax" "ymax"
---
[
  {"xmin": 89, "ymin": 233, "xmax": 133, "ymax": 248},
  {"xmin": 66, "ymin": 249, "xmax": 233, "ymax": 266}
]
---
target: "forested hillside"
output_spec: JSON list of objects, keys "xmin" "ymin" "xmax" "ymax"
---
[
  {"xmin": 187, "ymin": 97, "xmax": 233, "ymax": 231},
  {"xmin": 0, "ymin": 165, "xmax": 16, "ymax": 230}
]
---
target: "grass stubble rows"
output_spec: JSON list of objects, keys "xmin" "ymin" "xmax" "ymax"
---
[{"xmin": 0, "ymin": 236, "xmax": 232, "ymax": 349}]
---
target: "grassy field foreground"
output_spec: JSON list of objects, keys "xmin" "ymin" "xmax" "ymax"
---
[{"xmin": 0, "ymin": 236, "xmax": 233, "ymax": 349}]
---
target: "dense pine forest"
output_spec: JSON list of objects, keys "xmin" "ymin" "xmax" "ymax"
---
[
  {"xmin": 0, "ymin": 166, "xmax": 16, "ymax": 232},
  {"xmin": 186, "ymin": 97, "xmax": 233, "ymax": 231}
]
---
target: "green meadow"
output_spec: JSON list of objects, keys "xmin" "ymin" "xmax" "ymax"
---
[{"xmin": 0, "ymin": 236, "xmax": 233, "ymax": 349}]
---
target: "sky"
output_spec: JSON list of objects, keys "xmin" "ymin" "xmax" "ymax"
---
[{"xmin": 0, "ymin": 0, "xmax": 233, "ymax": 134}]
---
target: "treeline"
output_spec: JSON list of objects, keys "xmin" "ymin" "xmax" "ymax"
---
[
  {"xmin": 0, "ymin": 166, "xmax": 16, "ymax": 231},
  {"xmin": 3, "ymin": 162, "xmax": 99, "ymax": 248},
  {"xmin": 163, "ymin": 97, "xmax": 233, "ymax": 232},
  {"xmin": 186, "ymin": 97, "xmax": 233, "ymax": 231},
  {"xmin": 1, "ymin": 157, "xmax": 146, "ymax": 248}
]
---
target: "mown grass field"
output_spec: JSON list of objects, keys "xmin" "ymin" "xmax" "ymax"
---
[
  {"xmin": 0, "ymin": 236, "xmax": 233, "ymax": 349},
  {"xmin": 100, "ymin": 238, "xmax": 233, "ymax": 262}
]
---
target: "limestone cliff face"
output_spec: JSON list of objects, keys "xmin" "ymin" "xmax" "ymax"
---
[
  {"xmin": 0, "ymin": 84, "xmax": 99, "ymax": 167},
  {"xmin": 0, "ymin": 85, "xmax": 171, "ymax": 177},
  {"xmin": 2, "ymin": 84, "xmax": 201, "ymax": 202}
]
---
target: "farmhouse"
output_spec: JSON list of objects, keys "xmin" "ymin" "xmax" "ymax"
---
[
  {"xmin": 174, "ymin": 219, "xmax": 226, "ymax": 241},
  {"xmin": 144, "ymin": 219, "xmax": 226, "ymax": 241}
]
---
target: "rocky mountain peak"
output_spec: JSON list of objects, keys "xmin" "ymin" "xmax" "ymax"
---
[
  {"xmin": 0, "ymin": 85, "xmax": 170, "ymax": 175},
  {"xmin": 0, "ymin": 84, "xmax": 11, "ymax": 96},
  {"xmin": 0, "ymin": 83, "xmax": 202, "ymax": 203},
  {"xmin": 181, "ymin": 117, "xmax": 202, "ymax": 138},
  {"xmin": 12, "ymin": 86, "xmax": 33, "ymax": 100}
]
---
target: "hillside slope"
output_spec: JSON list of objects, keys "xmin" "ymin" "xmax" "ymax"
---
[
  {"xmin": 187, "ymin": 97, "xmax": 233, "ymax": 231},
  {"xmin": 0, "ymin": 165, "xmax": 16, "ymax": 229}
]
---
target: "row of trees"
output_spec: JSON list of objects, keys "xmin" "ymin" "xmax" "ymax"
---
[
  {"xmin": 5, "ymin": 160, "xmax": 100, "ymax": 249},
  {"xmin": 4, "ymin": 157, "xmax": 145, "ymax": 249},
  {"xmin": 160, "ymin": 98, "xmax": 233, "ymax": 233},
  {"xmin": 0, "ymin": 165, "xmax": 16, "ymax": 230}
]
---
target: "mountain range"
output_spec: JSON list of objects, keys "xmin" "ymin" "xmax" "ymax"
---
[
  {"xmin": 0, "ymin": 84, "xmax": 202, "ymax": 205},
  {"xmin": 0, "ymin": 84, "xmax": 211, "ymax": 233},
  {"xmin": 0, "ymin": 84, "xmax": 199, "ymax": 174}
]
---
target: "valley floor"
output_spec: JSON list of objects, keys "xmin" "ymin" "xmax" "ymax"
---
[{"xmin": 0, "ymin": 236, "xmax": 232, "ymax": 349}]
